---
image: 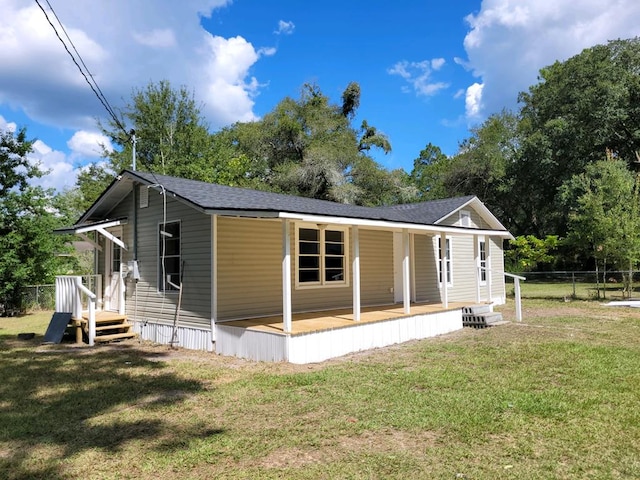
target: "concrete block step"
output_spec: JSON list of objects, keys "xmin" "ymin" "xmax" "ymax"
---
[
  {"xmin": 462, "ymin": 304, "xmax": 493, "ymax": 315},
  {"xmin": 463, "ymin": 311, "xmax": 503, "ymax": 328}
]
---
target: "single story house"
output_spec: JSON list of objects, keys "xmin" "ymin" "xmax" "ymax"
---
[{"xmin": 55, "ymin": 169, "xmax": 514, "ymax": 363}]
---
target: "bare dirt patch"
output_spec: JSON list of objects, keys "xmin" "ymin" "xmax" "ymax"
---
[{"xmin": 256, "ymin": 428, "xmax": 440, "ymax": 469}]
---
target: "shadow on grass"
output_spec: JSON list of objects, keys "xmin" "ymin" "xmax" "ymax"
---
[{"xmin": 0, "ymin": 334, "xmax": 222, "ymax": 480}]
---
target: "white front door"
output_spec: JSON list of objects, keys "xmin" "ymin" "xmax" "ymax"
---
[{"xmin": 104, "ymin": 229, "xmax": 123, "ymax": 312}]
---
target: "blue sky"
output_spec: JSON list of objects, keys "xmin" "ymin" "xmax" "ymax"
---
[{"xmin": 1, "ymin": 0, "xmax": 639, "ymax": 192}]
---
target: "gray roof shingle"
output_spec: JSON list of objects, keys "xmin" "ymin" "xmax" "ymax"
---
[{"xmin": 124, "ymin": 170, "xmax": 498, "ymax": 228}]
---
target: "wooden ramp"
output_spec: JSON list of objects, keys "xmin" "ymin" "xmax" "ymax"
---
[{"xmin": 43, "ymin": 312, "xmax": 73, "ymax": 344}]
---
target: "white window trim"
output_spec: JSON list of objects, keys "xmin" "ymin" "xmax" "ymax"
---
[
  {"xmin": 460, "ymin": 210, "xmax": 471, "ymax": 227},
  {"xmin": 478, "ymin": 236, "xmax": 487, "ymax": 286},
  {"xmin": 295, "ymin": 223, "xmax": 349, "ymax": 289},
  {"xmin": 436, "ymin": 235, "xmax": 453, "ymax": 288},
  {"xmin": 157, "ymin": 219, "xmax": 181, "ymax": 293}
]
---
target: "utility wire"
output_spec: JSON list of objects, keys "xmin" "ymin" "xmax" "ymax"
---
[
  {"xmin": 35, "ymin": 0, "xmax": 162, "ymax": 184},
  {"xmin": 35, "ymin": 0, "xmax": 129, "ymax": 139}
]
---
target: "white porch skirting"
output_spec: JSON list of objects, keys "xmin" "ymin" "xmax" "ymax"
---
[
  {"xmin": 215, "ymin": 308, "xmax": 463, "ymax": 364},
  {"xmin": 133, "ymin": 321, "xmax": 214, "ymax": 352}
]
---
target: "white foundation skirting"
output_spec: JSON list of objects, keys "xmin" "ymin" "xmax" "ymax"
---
[
  {"xmin": 216, "ymin": 309, "xmax": 463, "ymax": 364},
  {"xmin": 133, "ymin": 321, "xmax": 214, "ymax": 352}
]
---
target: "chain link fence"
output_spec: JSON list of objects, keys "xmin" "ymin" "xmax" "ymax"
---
[
  {"xmin": 506, "ymin": 271, "xmax": 640, "ymax": 300},
  {"xmin": 20, "ymin": 284, "xmax": 56, "ymax": 311}
]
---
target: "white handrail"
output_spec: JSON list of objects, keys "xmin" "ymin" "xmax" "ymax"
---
[
  {"xmin": 75, "ymin": 277, "xmax": 97, "ymax": 346},
  {"xmin": 505, "ymin": 272, "xmax": 526, "ymax": 321}
]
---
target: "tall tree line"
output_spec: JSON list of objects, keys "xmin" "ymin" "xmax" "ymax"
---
[
  {"xmin": 411, "ymin": 37, "xmax": 640, "ymax": 241},
  {"xmin": 84, "ymin": 80, "xmax": 417, "ymax": 210},
  {"xmin": 22, "ymin": 35, "xmax": 639, "ymax": 298}
]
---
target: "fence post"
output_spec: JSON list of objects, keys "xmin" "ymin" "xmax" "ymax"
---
[
  {"xmin": 514, "ymin": 278, "xmax": 522, "ymax": 322},
  {"xmin": 572, "ymin": 272, "xmax": 576, "ymax": 299}
]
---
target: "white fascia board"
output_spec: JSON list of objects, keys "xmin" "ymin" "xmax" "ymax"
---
[
  {"xmin": 434, "ymin": 197, "xmax": 508, "ymax": 231},
  {"xmin": 204, "ymin": 209, "xmax": 280, "ymax": 218},
  {"xmin": 72, "ymin": 218, "xmax": 128, "ymax": 234},
  {"xmin": 278, "ymin": 212, "xmax": 513, "ymax": 238}
]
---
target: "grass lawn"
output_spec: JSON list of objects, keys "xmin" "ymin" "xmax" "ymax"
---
[{"xmin": 1, "ymin": 302, "xmax": 639, "ymax": 479}]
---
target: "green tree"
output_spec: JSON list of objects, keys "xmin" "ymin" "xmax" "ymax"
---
[
  {"xmin": 0, "ymin": 128, "xmax": 68, "ymax": 312},
  {"xmin": 559, "ymin": 156, "xmax": 640, "ymax": 296},
  {"xmin": 514, "ymin": 37, "xmax": 640, "ymax": 236},
  {"xmin": 80, "ymin": 80, "xmax": 216, "ymax": 206},
  {"xmin": 75, "ymin": 163, "xmax": 115, "ymax": 211},
  {"xmin": 409, "ymin": 142, "xmax": 450, "ymax": 200},
  {"xmin": 446, "ymin": 111, "xmax": 519, "ymax": 223},
  {"xmin": 214, "ymin": 82, "xmax": 416, "ymax": 205},
  {"xmin": 505, "ymin": 235, "xmax": 559, "ymax": 272}
]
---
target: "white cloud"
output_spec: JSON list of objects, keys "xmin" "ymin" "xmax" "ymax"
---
[
  {"xmin": 258, "ymin": 46, "xmax": 277, "ymax": 57},
  {"xmin": 199, "ymin": 34, "xmax": 261, "ymax": 124},
  {"xmin": 0, "ymin": 115, "xmax": 75, "ymax": 191},
  {"xmin": 461, "ymin": 0, "xmax": 640, "ymax": 121},
  {"xmin": 0, "ymin": 0, "xmax": 264, "ymax": 132},
  {"xmin": 388, "ymin": 59, "xmax": 449, "ymax": 97},
  {"xmin": 0, "ymin": 114, "xmax": 16, "ymax": 132},
  {"xmin": 275, "ymin": 20, "xmax": 295, "ymax": 35},
  {"xmin": 431, "ymin": 58, "xmax": 446, "ymax": 70},
  {"xmin": 67, "ymin": 130, "xmax": 113, "ymax": 158},
  {"xmin": 465, "ymin": 83, "xmax": 484, "ymax": 119},
  {"xmin": 29, "ymin": 140, "xmax": 76, "ymax": 191},
  {"xmin": 133, "ymin": 28, "xmax": 177, "ymax": 48}
]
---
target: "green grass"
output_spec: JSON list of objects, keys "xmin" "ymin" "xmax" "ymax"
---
[{"xmin": 1, "ymin": 303, "xmax": 639, "ymax": 479}]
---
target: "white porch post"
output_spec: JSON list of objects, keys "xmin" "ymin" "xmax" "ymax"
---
[
  {"xmin": 75, "ymin": 276, "xmax": 96, "ymax": 346},
  {"xmin": 440, "ymin": 233, "xmax": 449, "ymax": 308},
  {"xmin": 487, "ymin": 238, "xmax": 493, "ymax": 303},
  {"xmin": 118, "ymin": 274, "xmax": 125, "ymax": 315},
  {"xmin": 410, "ymin": 234, "xmax": 416, "ymax": 302},
  {"xmin": 474, "ymin": 234, "xmax": 481, "ymax": 304},
  {"xmin": 402, "ymin": 229, "xmax": 411, "ymax": 314},
  {"xmin": 514, "ymin": 277, "xmax": 523, "ymax": 321},
  {"xmin": 352, "ymin": 226, "xmax": 361, "ymax": 321},
  {"xmin": 282, "ymin": 219, "xmax": 292, "ymax": 333}
]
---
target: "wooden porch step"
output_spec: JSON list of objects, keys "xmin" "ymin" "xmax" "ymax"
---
[
  {"xmin": 95, "ymin": 322, "xmax": 134, "ymax": 332},
  {"xmin": 94, "ymin": 331, "xmax": 138, "ymax": 343},
  {"xmin": 96, "ymin": 317, "xmax": 127, "ymax": 325}
]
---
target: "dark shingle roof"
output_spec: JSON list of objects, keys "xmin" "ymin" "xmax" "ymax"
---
[
  {"xmin": 374, "ymin": 196, "xmax": 476, "ymax": 224},
  {"xmin": 124, "ymin": 170, "xmax": 496, "ymax": 228}
]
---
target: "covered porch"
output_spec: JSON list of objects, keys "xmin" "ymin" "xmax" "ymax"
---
[{"xmin": 215, "ymin": 301, "xmax": 466, "ymax": 364}]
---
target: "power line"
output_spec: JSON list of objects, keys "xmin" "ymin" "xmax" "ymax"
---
[
  {"xmin": 34, "ymin": 0, "xmax": 129, "ymax": 139},
  {"xmin": 35, "ymin": 0, "xmax": 161, "ymax": 183}
]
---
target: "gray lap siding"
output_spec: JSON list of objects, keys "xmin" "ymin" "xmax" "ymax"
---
[{"xmin": 123, "ymin": 189, "xmax": 212, "ymax": 329}]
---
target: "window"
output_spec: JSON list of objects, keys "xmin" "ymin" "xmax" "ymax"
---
[
  {"xmin": 297, "ymin": 226, "xmax": 347, "ymax": 287},
  {"xmin": 112, "ymin": 238, "xmax": 122, "ymax": 274},
  {"xmin": 436, "ymin": 236, "xmax": 452, "ymax": 286},
  {"xmin": 478, "ymin": 238, "xmax": 487, "ymax": 284},
  {"xmin": 159, "ymin": 221, "xmax": 181, "ymax": 291}
]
